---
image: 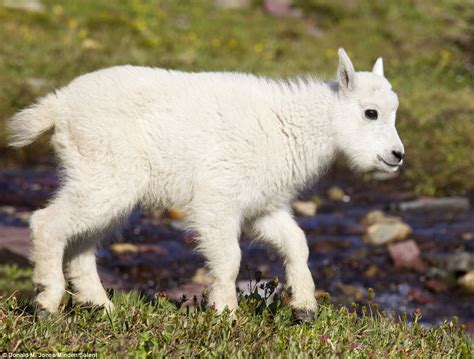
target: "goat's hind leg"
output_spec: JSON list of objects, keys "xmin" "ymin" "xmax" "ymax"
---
[
  {"xmin": 64, "ymin": 237, "xmax": 114, "ymax": 311},
  {"xmin": 30, "ymin": 202, "xmax": 70, "ymax": 315},
  {"xmin": 31, "ymin": 182, "xmax": 139, "ymax": 315}
]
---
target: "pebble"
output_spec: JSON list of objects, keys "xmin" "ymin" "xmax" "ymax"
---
[
  {"xmin": 292, "ymin": 200, "xmax": 317, "ymax": 217},
  {"xmin": 364, "ymin": 264, "xmax": 378, "ymax": 278},
  {"xmin": 388, "ymin": 240, "xmax": 427, "ymax": 272},
  {"xmin": 336, "ymin": 283, "xmax": 365, "ymax": 301},
  {"xmin": 327, "ymin": 186, "xmax": 350, "ymax": 202},
  {"xmin": 192, "ymin": 268, "xmax": 212, "ymax": 285},
  {"xmin": 408, "ymin": 287, "xmax": 434, "ymax": 304},
  {"xmin": 424, "ymin": 278, "xmax": 449, "ymax": 293},
  {"xmin": 458, "ymin": 270, "xmax": 474, "ymax": 292},
  {"xmin": 110, "ymin": 243, "xmax": 138, "ymax": 254},
  {"xmin": 364, "ymin": 221, "xmax": 412, "ymax": 246}
]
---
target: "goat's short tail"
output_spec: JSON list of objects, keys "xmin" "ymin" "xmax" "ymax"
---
[{"xmin": 7, "ymin": 94, "xmax": 57, "ymax": 148}]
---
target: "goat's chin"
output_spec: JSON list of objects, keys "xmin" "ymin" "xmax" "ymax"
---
[{"xmin": 346, "ymin": 156, "xmax": 375, "ymax": 174}]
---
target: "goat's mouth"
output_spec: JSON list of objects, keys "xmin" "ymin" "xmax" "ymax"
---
[{"xmin": 377, "ymin": 155, "xmax": 400, "ymax": 171}]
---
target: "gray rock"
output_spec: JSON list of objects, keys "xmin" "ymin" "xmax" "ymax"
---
[
  {"xmin": 458, "ymin": 270, "xmax": 474, "ymax": 292},
  {"xmin": 395, "ymin": 197, "xmax": 470, "ymax": 212},
  {"xmin": 445, "ymin": 251, "xmax": 474, "ymax": 273}
]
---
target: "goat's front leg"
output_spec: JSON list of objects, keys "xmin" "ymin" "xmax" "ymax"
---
[
  {"xmin": 250, "ymin": 209, "xmax": 317, "ymax": 320},
  {"xmin": 192, "ymin": 211, "xmax": 242, "ymax": 313}
]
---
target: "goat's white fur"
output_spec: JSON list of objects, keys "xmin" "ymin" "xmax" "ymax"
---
[{"xmin": 8, "ymin": 48, "xmax": 404, "ymax": 314}]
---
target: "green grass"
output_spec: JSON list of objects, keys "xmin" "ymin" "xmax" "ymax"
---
[
  {"xmin": 0, "ymin": 0, "xmax": 473, "ymax": 194},
  {"xmin": 0, "ymin": 264, "xmax": 472, "ymax": 357}
]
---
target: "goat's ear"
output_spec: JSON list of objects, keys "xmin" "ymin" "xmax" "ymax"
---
[
  {"xmin": 372, "ymin": 57, "xmax": 384, "ymax": 76},
  {"xmin": 337, "ymin": 48, "xmax": 356, "ymax": 90}
]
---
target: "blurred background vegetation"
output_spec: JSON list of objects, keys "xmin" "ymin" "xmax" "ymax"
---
[{"xmin": 1, "ymin": 0, "xmax": 473, "ymax": 195}]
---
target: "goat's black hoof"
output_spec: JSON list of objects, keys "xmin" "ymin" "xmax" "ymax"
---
[
  {"xmin": 292, "ymin": 308, "xmax": 316, "ymax": 323},
  {"xmin": 35, "ymin": 307, "xmax": 52, "ymax": 319}
]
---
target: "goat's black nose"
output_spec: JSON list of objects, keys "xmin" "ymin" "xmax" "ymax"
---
[{"xmin": 392, "ymin": 150, "xmax": 405, "ymax": 161}]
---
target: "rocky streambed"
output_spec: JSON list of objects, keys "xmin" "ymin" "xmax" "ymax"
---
[{"xmin": 0, "ymin": 167, "xmax": 473, "ymax": 332}]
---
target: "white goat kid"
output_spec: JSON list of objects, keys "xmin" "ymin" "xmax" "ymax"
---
[{"xmin": 8, "ymin": 49, "xmax": 404, "ymax": 320}]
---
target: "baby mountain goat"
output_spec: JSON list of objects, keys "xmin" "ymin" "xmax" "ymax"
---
[{"xmin": 8, "ymin": 49, "xmax": 404, "ymax": 321}]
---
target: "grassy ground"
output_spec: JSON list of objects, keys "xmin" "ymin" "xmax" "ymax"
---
[
  {"xmin": 0, "ymin": 264, "xmax": 472, "ymax": 357},
  {"xmin": 0, "ymin": 0, "xmax": 473, "ymax": 194}
]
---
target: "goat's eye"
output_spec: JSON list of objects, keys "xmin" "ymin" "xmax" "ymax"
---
[{"xmin": 365, "ymin": 109, "xmax": 378, "ymax": 120}]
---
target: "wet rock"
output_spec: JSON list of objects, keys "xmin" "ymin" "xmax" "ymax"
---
[
  {"xmin": 150, "ymin": 208, "xmax": 164, "ymax": 220},
  {"xmin": 15, "ymin": 211, "xmax": 31, "ymax": 223},
  {"xmin": 462, "ymin": 232, "xmax": 474, "ymax": 241},
  {"xmin": 364, "ymin": 264, "xmax": 378, "ymax": 278},
  {"xmin": 445, "ymin": 251, "xmax": 474, "ymax": 273},
  {"xmin": 364, "ymin": 222, "xmax": 412, "ymax": 246},
  {"xmin": 3, "ymin": 0, "xmax": 45, "ymax": 12},
  {"xmin": 395, "ymin": 197, "xmax": 470, "ymax": 212},
  {"xmin": 362, "ymin": 210, "xmax": 400, "ymax": 226},
  {"xmin": 0, "ymin": 226, "xmax": 31, "ymax": 266},
  {"xmin": 192, "ymin": 268, "xmax": 212, "ymax": 285},
  {"xmin": 169, "ymin": 220, "xmax": 187, "ymax": 231},
  {"xmin": 362, "ymin": 210, "xmax": 385, "ymax": 225},
  {"xmin": 425, "ymin": 278, "xmax": 449, "ymax": 293},
  {"xmin": 310, "ymin": 237, "xmax": 351, "ymax": 252},
  {"xmin": 408, "ymin": 287, "xmax": 434, "ymax": 304},
  {"xmin": 0, "ymin": 226, "xmax": 31, "ymax": 256},
  {"xmin": 215, "ymin": 0, "xmax": 251, "ymax": 9},
  {"xmin": 327, "ymin": 186, "xmax": 350, "ymax": 202},
  {"xmin": 169, "ymin": 208, "xmax": 186, "ymax": 220},
  {"xmin": 0, "ymin": 206, "xmax": 16, "ymax": 215},
  {"xmin": 388, "ymin": 240, "xmax": 427, "ymax": 272},
  {"xmin": 458, "ymin": 270, "xmax": 474, "ymax": 292},
  {"xmin": 292, "ymin": 200, "xmax": 317, "ymax": 217},
  {"xmin": 336, "ymin": 283, "xmax": 365, "ymax": 301},
  {"xmin": 110, "ymin": 243, "xmax": 138, "ymax": 255}
]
